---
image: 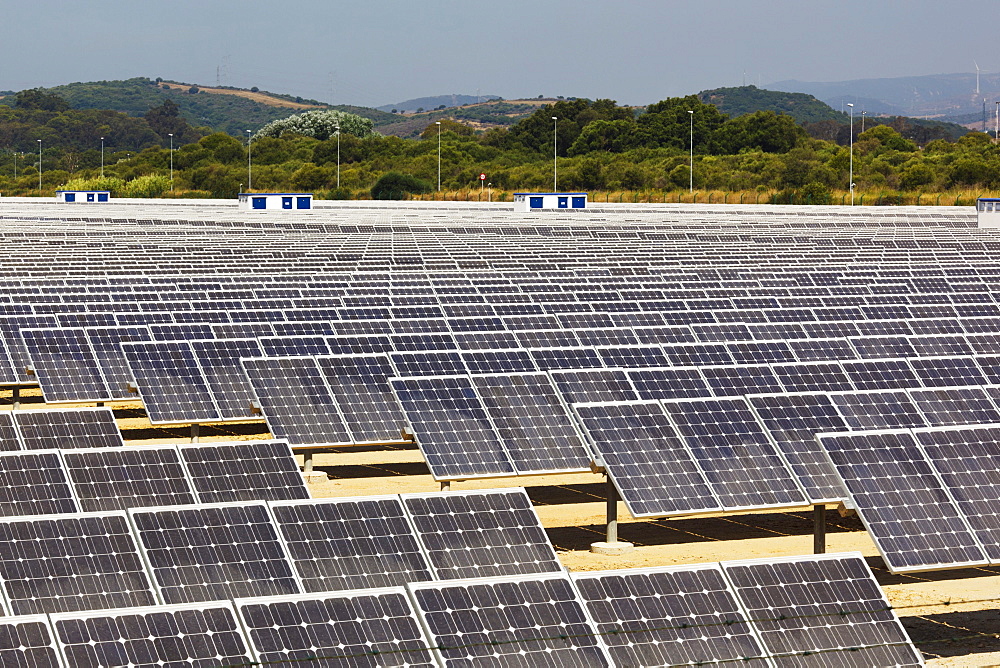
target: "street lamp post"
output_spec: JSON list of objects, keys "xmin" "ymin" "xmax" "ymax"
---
[
  {"xmin": 100, "ymin": 137, "xmax": 104, "ymax": 179},
  {"xmin": 245, "ymin": 130, "xmax": 252, "ymax": 192},
  {"xmin": 12, "ymin": 152, "xmax": 16, "ymax": 180},
  {"xmin": 334, "ymin": 124, "xmax": 341, "ymax": 190},
  {"xmin": 847, "ymin": 103, "xmax": 855, "ymax": 206},
  {"xmin": 168, "ymin": 133, "xmax": 173, "ymax": 191},
  {"xmin": 552, "ymin": 116, "xmax": 558, "ymax": 191},
  {"xmin": 995, "ymin": 102, "xmax": 999, "ymax": 144},
  {"xmin": 861, "ymin": 110, "xmax": 867, "ymax": 135},
  {"xmin": 37, "ymin": 140, "xmax": 41, "ymax": 193},
  {"xmin": 435, "ymin": 121, "xmax": 442, "ymax": 192},
  {"xmin": 687, "ymin": 110, "xmax": 694, "ymax": 194}
]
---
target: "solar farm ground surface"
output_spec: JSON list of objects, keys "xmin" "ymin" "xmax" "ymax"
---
[{"xmin": 4, "ymin": 198, "xmax": 1000, "ymax": 666}]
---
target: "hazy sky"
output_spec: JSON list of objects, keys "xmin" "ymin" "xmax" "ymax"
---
[{"xmin": 7, "ymin": 0, "xmax": 1000, "ymax": 108}]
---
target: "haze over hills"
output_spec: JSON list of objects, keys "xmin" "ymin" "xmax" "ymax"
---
[
  {"xmin": 769, "ymin": 72, "xmax": 1000, "ymax": 120},
  {"xmin": 376, "ymin": 94, "xmax": 502, "ymax": 113}
]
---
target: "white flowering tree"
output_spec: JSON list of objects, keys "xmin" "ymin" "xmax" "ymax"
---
[{"xmin": 253, "ymin": 110, "xmax": 377, "ymax": 141}]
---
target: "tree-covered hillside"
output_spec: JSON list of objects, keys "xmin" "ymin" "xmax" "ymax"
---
[{"xmin": 698, "ymin": 86, "xmax": 845, "ymax": 124}]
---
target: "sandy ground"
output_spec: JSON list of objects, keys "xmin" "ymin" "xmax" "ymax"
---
[
  {"xmin": 4, "ymin": 388, "xmax": 996, "ymax": 666},
  {"xmin": 158, "ymin": 83, "xmax": 323, "ymax": 109}
]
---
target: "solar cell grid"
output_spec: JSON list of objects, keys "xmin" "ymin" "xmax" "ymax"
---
[
  {"xmin": 909, "ymin": 356, "xmax": 988, "ymax": 387},
  {"xmin": 830, "ymin": 390, "xmax": 928, "ymax": 430},
  {"xmin": 14, "ymin": 407, "xmax": 124, "ymax": 449},
  {"xmin": 260, "ymin": 335, "xmax": 332, "ymax": 357},
  {"xmin": 129, "ymin": 502, "xmax": 301, "ymax": 604},
  {"xmin": 21, "ymin": 328, "xmax": 111, "ymax": 402},
  {"xmin": 0, "ymin": 615, "xmax": 61, "ymax": 668},
  {"xmin": 700, "ymin": 364, "xmax": 784, "ymax": 396},
  {"xmin": 52, "ymin": 602, "xmax": 255, "ymax": 668},
  {"xmin": 573, "ymin": 564, "xmax": 769, "ymax": 668},
  {"xmin": 179, "ymin": 440, "xmax": 309, "ymax": 503},
  {"xmin": 747, "ymin": 392, "xmax": 848, "ymax": 503},
  {"xmin": 390, "ymin": 375, "xmax": 512, "ymax": 479},
  {"xmin": 190, "ymin": 337, "xmax": 263, "ymax": 419},
  {"xmin": 460, "ymin": 348, "xmax": 538, "ymax": 373},
  {"xmin": 662, "ymin": 397, "xmax": 806, "ymax": 510},
  {"xmin": 625, "ymin": 366, "xmax": 714, "ymax": 400},
  {"xmin": 235, "ymin": 589, "xmax": 437, "ymax": 668},
  {"xmin": 408, "ymin": 572, "xmax": 612, "ymax": 667},
  {"xmin": 269, "ymin": 496, "xmax": 433, "ymax": 592},
  {"xmin": 721, "ymin": 552, "xmax": 923, "ymax": 667},
  {"xmin": 0, "ymin": 450, "xmax": 78, "ymax": 516},
  {"xmin": 0, "ymin": 511, "xmax": 158, "ymax": 615},
  {"xmin": 402, "ymin": 488, "xmax": 562, "ymax": 579},
  {"xmin": 841, "ymin": 358, "xmax": 921, "ymax": 390},
  {"xmin": 664, "ymin": 343, "xmax": 732, "ymax": 366},
  {"xmin": 242, "ymin": 356, "xmax": 352, "ymax": 446},
  {"xmin": 121, "ymin": 341, "xmax": 220, "ymax": 424},
  {"xmin": 818, "ymin": 429, "xmax": 987, "ymax": 572},
  {"xmin": 573, "ymin": 401, "xmax": 720, "ymax": 517},
  {"xmin": 316, "ymin": 354, "xmax": 406, "ymax": 443},
  {"xmin": 908, "ymin": 386, "xmax": 1000, "ymax": 426}
]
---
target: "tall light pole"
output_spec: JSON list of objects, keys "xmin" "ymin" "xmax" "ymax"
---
[
  {"xmin": 847, "ymin": 103, "xmax": 854, "ymax": 206},
  {"xmin": 435, "ymin": 121, "xmax": 442, "ymax": 192},
  {"xmin": 245, "ymin": 130, "xmax": 252, "ymax": 192},
  {"xmin": 334, "ymin": 124, "xmax": 341, "ymax": 190},
  {"xmin": 861, "ymin": 110, "xmax": 867, "ymax": 135},
  {"xmin": 995, "ymin": 101, "xmax": 999, "ymax": 144},
  {"xmin": 167, "ymin": 133, "xmax": 173, "ymax": 191},
  {"xmin": 12, "ymin": 152, "xmax": 17, "ymax": 180},
  {"xmin": 37, "ymin": 140, "xmax": 42, "ymax": 193},
  {"xmin": 100, "ymin": 137, "xmax": 104, "ymax": 179},
  {"xmin": 552, "ymin": 116, "xmax": 558, "ymax": 191},
  {"xmin": 687, "ymin": 110, "xmax": 694, "ymax": 194}
]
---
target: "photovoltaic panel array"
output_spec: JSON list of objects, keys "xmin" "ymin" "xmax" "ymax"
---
[
  {"xmin": 61, "ymin": 444, "xmax": 196, "ymax": 512},
  {"xmin": 0, "ymin": 450, "xmax": 78, "ymax": 517},
  {"xmin": 13, "ymin": 407, "xmax": 124, "ymax": 450},
  {"xmin": 51, "ymin": 602, "xmax": 254, "ymax": 668},
  {"xmin": 177, "ymin": 440, "xmax": 310, "ymax": 503}
]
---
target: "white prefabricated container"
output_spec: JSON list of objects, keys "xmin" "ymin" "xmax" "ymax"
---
[
  {"xmin": 977, "ymin": 198, "xmax": 1000, "ymax": 228},
  {"xmin": 238, "ymin": 193, "xmax": 313, "ymax": 211},
  {"xmin": 56, "ymin": 190, "xmax": 110, "ymax": 203},
  {"xmin": 513, "ymin": 192, "xmax": 587, "ymax": 212}
]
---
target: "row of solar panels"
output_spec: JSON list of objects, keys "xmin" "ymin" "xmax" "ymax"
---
[
  {"xmin": 0, "ymin": 407, "xmax": 124, "ymax": 451},
  {"xmin": 0, "ymin": 488, "xmax": 559, "ymax": 616},
  {"xmin": 0, "ymin": 439, "xmax": 312, "ymax": 514},
  {"xmin": 0, "ymin": 551, "xmax": 921, "ymax": 668}
]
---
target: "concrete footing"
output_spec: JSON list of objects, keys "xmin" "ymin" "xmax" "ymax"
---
[{"xmin": 590, "ymin": 541, "xmax": 635, "ymax": 556}]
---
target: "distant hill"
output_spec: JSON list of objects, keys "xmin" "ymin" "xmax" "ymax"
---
[
  {"xmin": 698, "ymin": 85, "xmax": 846, "ymax": 124},
  {"xmin": 769, "ymin": 72, "xmax": 1000, "ymax": 118},
  {"xmin": 377, "ymin": 94, "xmax": 501, "ymax": 113},
  {"xmin": 0, "ymin": 78, "xmax": 398, "ymax": 136},
  {"xmin": 377, "ymin": 99, "xmax": 552, "ymax": 138}
]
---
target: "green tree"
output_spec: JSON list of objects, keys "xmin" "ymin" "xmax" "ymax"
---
[
  {"xmin": 714, "ymin": 111, "xmax": 807, "ymax": 154},
  {"xmin": 370, "ymin": 171, "xmax": 431, "ymax": 199},
  {"xmin": 14, "ymin": 89, "xmax": 70, "ymax": 112},
  {"xmin": 637, "ymin": 96, "xmax": 726, "ymax": 151}
]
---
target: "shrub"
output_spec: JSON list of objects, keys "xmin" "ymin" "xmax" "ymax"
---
[
  {"xmin": 255, "ymin": 110, "xmax": 377, "ymax": 141},
  {"xmin": 800, "ymin": 181, "xmax": 832, "ymax": 204},
  {"xmin": 371, "ymin": 172, "xmax": 431, "ymax": 200},
  {"xmin": 120, "ymin": 174, "xmax": 171, "ymax": 198}
]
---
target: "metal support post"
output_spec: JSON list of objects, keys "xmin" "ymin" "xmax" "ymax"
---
[
  {"xmin": 11, "ymin": 387, "xmax": 19, "ymax": 410},
  {"xmin": 590, "ymin": 477, "xmax": 634, "ymax": 555},
  {"xmin": 813, "ymin": 504, "xmax": 826, "ymax": 554}
]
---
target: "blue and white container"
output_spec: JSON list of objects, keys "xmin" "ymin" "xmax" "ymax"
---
[
  {"xmin": 56, "ymin": 190, "xmax": 110, "ymax": 203},
  {"xmin": 978, "ymin": 198, "xmax": 1000, "ymax": 228},
  {"xmin": 513, "ymin": 192, "xmax": 587, "ymax": 212},
  {"xmin": 238, "ymin": 193, "xmax": 313, "ymax": 211}
]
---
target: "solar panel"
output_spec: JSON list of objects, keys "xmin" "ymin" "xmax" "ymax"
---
[
  {"xmin": 390, "ymin": 375, "xmax": 513, "ymax": 479},
  {"xmin": 22, "ymin": 328, "xmax": 111, "ymax": 402},
  {"xmin": 573, "ymin": 563, "xmax": 768, "ymax": 668},
  {"xmin": 909, "ymin": 334, "xmax": 974, "ymax": 356},
  {"xmin": 408, "ymin": 573, "xmax": 611, "ymax": 667},
  {"xmin": 242, "ymin": 356, "xmax": 353, "ymax": 446},
  {"xmin": 549, "ymin": 368, "xmax": 639, "ymax": 403},
  {"xmin": 662, "ymin": 398, "xmax": 806, "ymax": 510},
  {"xmin": 190, "ymin": 337, "xmax": 263, "ymax": 420},
  {"xmin": 61, "ymin": 444, "xmax": 196, "ymax": 512},
  {"xmin": 317, "ymin": 354, "xmax": 407, "ymax": 443},
  {"xmin": 849, "ymin": 335, "xmax": 917, "ymax": 359},
  {"xmin": 269, "ymin": 496, "xmax": 433, "ymax": 592},
  {"xmin": 454, "ymin": 330, "xmax": 520, "ymax": 350},
  {"xmin": 840, "ymin": 358, "xmax": 921, "ymax": 390},
  {"xmin": 573, "ymin": 401, "xmax": 720, "ymax": 517},
  {"xmin": 700, "ymin": 364, "xmax": 784, "ymax": 396},
  {"xmin": 51, "ymin": 602, "xmax": 254, "ymax": 667},
  {"xmin": 0, "ymin": 615, "xmax": 62, "ymax": 667},
  {"xmin": 234, "ymin": 589, "xmax": 437, "ymax": 667},
  {"xmin": 85, "ymin": 325, "xmax": 152, "ymax": 399},
  {"xmin": 907, "ymin": 386, "xmax": 1000, "ymax": 426},
  {"xmin": 121, "ymin": 341, "xmax": 221, "ymax": 424},
  {"xmin": 664, "ymin": 343, "xmax": 733, "ymax": 366},
  {"xmin": 402, "ymin": 488, "xmax": 562, "ymax": 579},
  {"xmin": 129, "ymin": 502, "xmax": 301, "ymax": 603},
  {"xmin": 471, "ymin": 372, "xmax": 591, "ymax": 473},
  {"xmin": 727, "ymin": 340, "xmax": 797, "ymax": 364},
  {"xmin": 772, "ymin": 361, "xmax": 855, "ymax": 392},
  {"xmin": 830, "ymin": 390, "xmax": 927, "ymax": 430},
  {"xmin": 818, "ymin": 429, "xmax": 987, "ymax": 572},
  {"xmin": 390, "ymin": 350, "xmax": 468, "ymax": 376},
  {"xmin": 914, "ymin": 425, "xmax": 1000, "ymax": 561},
  {"xmin": 0, "ymin": 511, "xmax": 158, "ymax": 614},
  {"xmin": 746, "ymin": 392, "xmax": 849, "ymax": 504},
  {"xmin": 626, "ymin": 366, "xmax": 713, "ymax": 400},
  {"xmin": 908, "ymin": 356, "xmax": 988, "ymax": 387},
  {"xmin": 0, "ymin": 450, "xmax": 78, "ymax": 516},
  {"xmin": 460, "ymin": 348, "xmax": 538, "ymax": 373},
  {"xmin": 789, "ymin": 337, "xmax": 859, "ymax": 362},
  {"xmin": 260, "ymin": 334, "xmax": 331, "ymax": 357},
  {"xmin": 0, "ymin": 412, "xmax": 21, "ymax": 451},
  {"xmin": 721, "ymin": 552, "xmax": 924, "ymax": 666},
  {"xmin": 529, "ymin": 346, "xmax": 604, "ymax": 370},
  {"xmin": 14, "ymin": 408, "xmax": 124, "ymax": 449},
  {"xmin": 178, "ymin": 440, "xmax": 309, "ymax": 503}
]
